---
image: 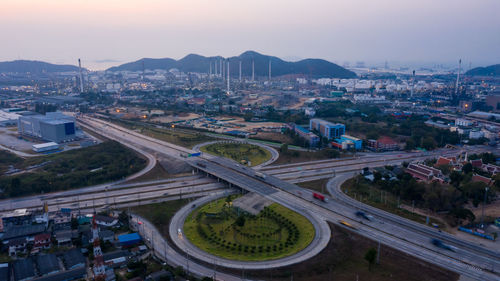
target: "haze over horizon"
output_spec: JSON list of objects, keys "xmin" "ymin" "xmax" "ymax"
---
[{"xmin": 1, "ymin": 0, "xmax": 499, "ymax": 70}]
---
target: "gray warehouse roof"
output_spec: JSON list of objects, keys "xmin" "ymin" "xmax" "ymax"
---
[
  {"xmin": 36, "ymin": 254, "xmax": 60, "ymax": 276},
  {"xmin": 63, "ymin": 248, "xmax": 86, "ymax": 269},
  {"xmin": 3, "ymin": 224, "xmax": 46, "ymax": 241},
  {"xmin": 12, "ymin": 258, "xmax": 36, "ymax": 281}
]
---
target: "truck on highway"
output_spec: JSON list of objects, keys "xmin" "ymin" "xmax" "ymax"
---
[
  {"xmin": 255, "ymin": 172, "xmax": 267, "ymax": 179},
  {"xmin": 313, "ymin": 192, "xmax": 328, "ymax": 202},
  {"xmin": 431, "ymin": 239, "xmax": 456, "ymax": 252},
  {"xmin": 196, "ymin": 162, "xmax": 206, "ymax": 168}
]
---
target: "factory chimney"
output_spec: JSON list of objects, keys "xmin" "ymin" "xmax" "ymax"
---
[
  {"xmin": 252, "ymin": 60, "xmax": 255, "ymax": 81},
  {"xmin": 78, "ymin": 58, "xmax": 84, "ymax": 93},
  {"xmin": 411, "ymin": 70, "xmax": 415, "ymax": 97},
  {"xmin": 142, "ymin": 60, "xmax": 145, "ymax": 81},
  {"xmin": 268, "ymin": 59, "xmax": 271, "ymax": 81},
  {"xmin": 239, "ymin": 61, "xmax": 242, "ymax": 82},
  {"xmin": 455, "ymin": 59, "xmax": 461, "ymax": 95},
  {"xmin": 227, "ymin": 60, "xmax": 230, "ymax": 93}
]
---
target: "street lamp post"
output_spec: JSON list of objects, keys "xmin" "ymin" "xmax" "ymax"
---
[{"xmin": 481, "ymin": 186, "xmax": 489, "ymax": 228}]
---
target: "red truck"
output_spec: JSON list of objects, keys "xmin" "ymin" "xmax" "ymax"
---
[{"xmin": 313, "ymin": 192, "xmax": 328, "ymax": 202}]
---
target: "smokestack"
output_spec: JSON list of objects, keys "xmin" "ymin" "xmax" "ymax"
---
[
  {"xmin": 78, "ymin": 58, "xmax": 84, "ymax": 93},
  {"xmin": 411, "ymin": 70, "xmax": 415, "ymax": 97},
  {"xmin": 227, "ymin": 60, "xmax": 230, "ymax": 93},
  {"xmin": 268, "ymin": 60, "xmax": 271, "ymax": 81},
  {"xmin": 220, "ymin": 59, "xmax": 223, "ymax": 79},
  {"xmin": 142, "ymin": 60, "xmax": 145, "ymax": 81},
  {"xmin": 239, "ymin": 61, "xmax": 242, "ymax": 82},
  {"xmin": 252, "ymin": 60, "xmax": 255, "ymax": 81},
  {"xmin": 455, "ymin": 59, "xmax": 461, "ymax": 95}
]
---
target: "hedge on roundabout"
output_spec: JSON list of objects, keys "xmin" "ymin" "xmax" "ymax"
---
[{"xmin": 183, "ymin": 195, "xmax": 315, "ymax": 261}]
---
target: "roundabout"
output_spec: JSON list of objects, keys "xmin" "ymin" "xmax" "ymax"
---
[
  {"xmin": 193, "ymin": 140, "xmax": 279, "ymax": 168},
  {"xmin": 169, "ymin": 192, "xmax": 331, "ymax": 269},
  {"xmin": 183, "ymin": 194, "xmax": 315, "ymax": 261}
]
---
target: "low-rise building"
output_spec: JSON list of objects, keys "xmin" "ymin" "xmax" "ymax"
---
[
  {"xmin": 63, "ymin": 248, "xmax": 86, "ymax": 270},
  {"xmin": 8, "ymin": 238, "xmax": 27, "ymax": 257},
  {"xmin": 406, "ymin": 163, "xmax": 444, "ymax": 182},
  {"xmin": 94, "ymin": 215, "xmax": 118, "ymax": 227},
  {"xmin": 33, "ymin": 233, "xmax": 51, "ymax": 250},
  {"xmin": 367, "ymin": 136, "xmax": 400, "ymax": 151},
  {"xmin": 12, "ymin": 258, "xmax": 36, "ymax": 281},
  {"xmin": 36, "ymin": 254, "xmax": 60, "ymax": 276}
]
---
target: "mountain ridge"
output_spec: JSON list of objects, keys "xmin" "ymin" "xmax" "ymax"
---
[
  {"xmin": 107, "ymin": 51, "xmax": 356, "ymax": 78},
  {"xmin": 465, "ymin": 64, "xmax": 500, "ymax": 77},
  {"xmin": 0, "ymin": 60, "xmax": 82, "ymax": 73}
]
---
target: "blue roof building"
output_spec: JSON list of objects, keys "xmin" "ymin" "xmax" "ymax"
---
[{"xmin": 118, "ymin": 233, "xmax": 142, "ymax": 247}]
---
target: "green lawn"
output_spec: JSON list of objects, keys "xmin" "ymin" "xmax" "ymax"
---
[
  {"xmin": 184, "ymin": 196, "xmax": 315, "ymax": 261},
  {"xmin": 200, "ymin": 143, "xmax": 271, "ymax": 166}
]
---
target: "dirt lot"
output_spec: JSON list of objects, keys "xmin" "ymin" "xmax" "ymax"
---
[
  {"xmin": 253, "ymin": 132, "xmax": 295, "ymax": 143},
  {"xmin": 151, "ymin": 112, "xmax": 201, "ymax": 123}
]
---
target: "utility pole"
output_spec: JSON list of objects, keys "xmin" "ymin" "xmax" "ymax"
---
[
  {"xmin": 481, "ymin": 186, "xmax": 489, "ymax": 227},
  {"xmin": 376, "ymin": 240, "xmax": 380, "ymax": 264}
]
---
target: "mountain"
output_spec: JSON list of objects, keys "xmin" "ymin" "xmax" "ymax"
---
[
  {"xmin": 465, "ymin": 64, "xmax": 500, "ymax": 77},
  {"xmin": 0, "ymin": 60, "xmax": 81, "ymax": 73},
  {"xmin": 107, "ymin": 51, "xmax": 356, "ymax": 78}
]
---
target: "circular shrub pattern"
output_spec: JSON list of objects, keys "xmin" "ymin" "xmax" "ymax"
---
[{"xmin": 183, "ymin": 196, "xmax": 315, "ymax": 261}]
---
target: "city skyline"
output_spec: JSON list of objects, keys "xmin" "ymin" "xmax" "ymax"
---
[{"xmin": 1, "ymin": 0, "xmax": 500, "ymax": 70}]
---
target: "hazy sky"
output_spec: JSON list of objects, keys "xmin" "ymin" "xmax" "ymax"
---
[{"xmin": 1, "ymin": 0, "xmax": 499, "ymax": 70}]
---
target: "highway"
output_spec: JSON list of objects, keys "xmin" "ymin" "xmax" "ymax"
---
[
  {"xmin": 76, "ymin": 116, "xmax": 499, "ymax": 280},
  {"xmin": 2, "ymin": 115, "xmax": 498, "ymax": 280}
]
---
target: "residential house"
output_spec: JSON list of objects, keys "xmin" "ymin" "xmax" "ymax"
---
[
  {"xmin": 54, "ymin": 229, "xmax": 73, "ymax": 246},
  {"xmin": 94, "ymin": 215, "xmax": 118, "ymax": 228},
  {"xmin": 99, "ymin": 230, "xmax": 115, "ymax": 243},
  {"xmin": 33, "ymin": 233, "xmax": 51, "ymax": 250},
  {"xmin": 8, "ymin": 238, "xmax": 27, "ymax": 257}
]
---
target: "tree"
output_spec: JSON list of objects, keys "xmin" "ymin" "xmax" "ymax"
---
[
  {"xmin": 462, "ymin": 163, "xmax": 473, "ymax": 174},
  {"xmin": 364, "ymin": 248, "xmax": 377, "ymax": 271},
  {"xmin": 71, "ymin": 217, "xmax": 79, "ymax": 230},
  {"xmin": 235, "ymin": 215, "xmax": 246, "ymax": 227},
  {"xmin": 280, "ymin": 143, "xmax": 289, "ymax": 154}
]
